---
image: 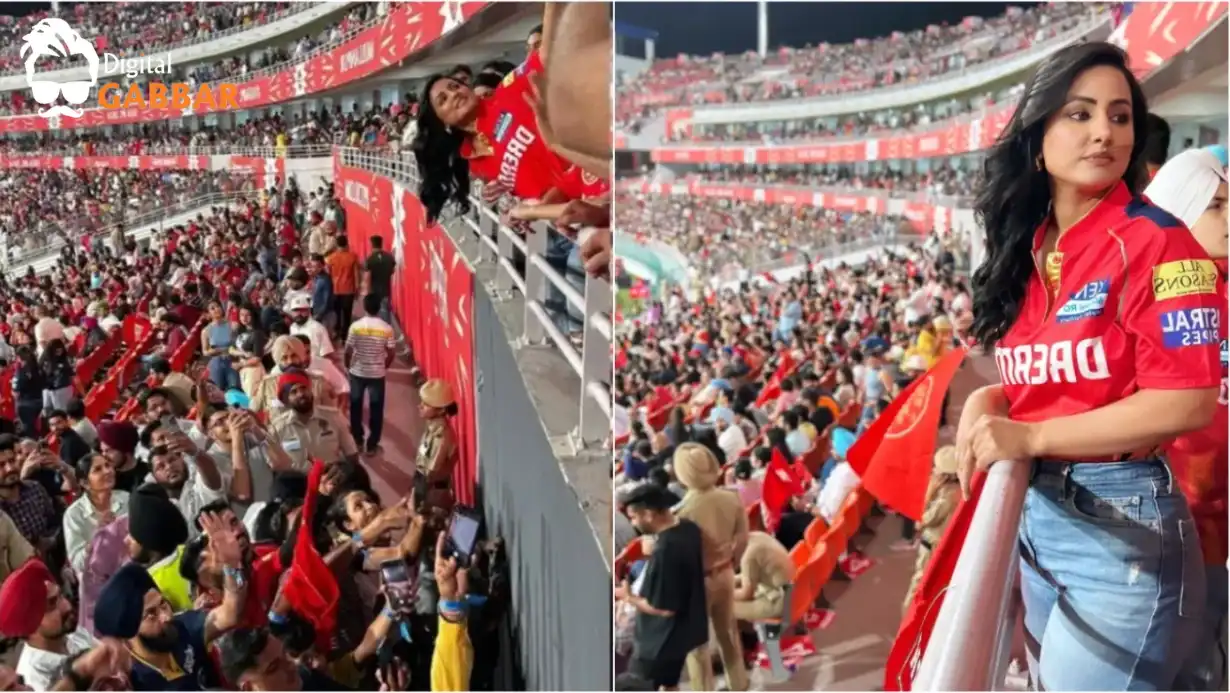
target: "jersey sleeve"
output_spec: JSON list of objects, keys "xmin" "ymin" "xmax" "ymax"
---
[{"xmin": 1121, "ymin": 222, "xmax": 1222, "ymax": 390}]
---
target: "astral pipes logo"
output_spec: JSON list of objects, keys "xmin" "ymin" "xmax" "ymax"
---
[{"xmin": 20, "ymin": 17, "xmax": 238, "ymax": 119}]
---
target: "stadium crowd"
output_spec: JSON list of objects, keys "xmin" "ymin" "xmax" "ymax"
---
[
  {"xmin": 665, "ymin": 85, "xmax": 1024, "ymax": 145},
  {"xmin": 0, "ymin": 2, "xmax": 297, "ymax": 74},
  {"xmin": 0, "ymin": 101, "xmax": 416, "ymax": 156},
  {"xmin": 611, "ymin": 238, "xmax": 969, "ymax": 688},
  {"xmin": 0, "ymin": 170, "xmax": 252, "ymax": 265},
  {"xmin": 615, "ymin": 193, "xmax": 908, "ymax": 279},
  {"xmin": 0, "ymin": 3, "xmax": 380, "ymax": 117},
  {"xmin": 617, "ymin": 2, "xmax": 1096, "ymax": 115},
  {"xmin": 0, "ymin": 174, "xmax": 512, "ymax": 692},
  {"xmin": 695, "ymin": 164, "xmax": 979, "ymax": 198}
]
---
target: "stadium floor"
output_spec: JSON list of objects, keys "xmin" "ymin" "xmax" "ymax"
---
[{"xmin": 749, "ymin": 353, "xmax": 1001, "ymax": 691}]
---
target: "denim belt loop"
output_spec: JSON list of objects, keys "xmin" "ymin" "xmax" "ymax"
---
[{"xmin": 1060, "ymin": 462, "xmax": 1074, "ymax": 501}]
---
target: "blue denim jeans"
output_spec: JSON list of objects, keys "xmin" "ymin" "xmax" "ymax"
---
[
  {"xmin": 349, "ymin": 374, "xmax": 386, "ymax": 448},
  {"xmin": 542, "ymin": 230, "xmax": 584, "ymax": 334},
  {"xmin": 1018, "ymin": 459, "xmax": 1205, "ymax": 691}
]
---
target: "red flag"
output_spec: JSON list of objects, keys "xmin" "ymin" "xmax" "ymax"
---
[
  {"xmin": 884, "ymin": 472, "xmax": 986, "ymax": 691},
  {"xmin": 847, "ymin": 347, "xmax": 966, "ymax": 521},
  {"xmin": 282, "ymin": 461, "xmax": 340, "ymax": 652},
  {"xmin": 761, "ymin": 449, "xmax": 805, "ymax": 532}
]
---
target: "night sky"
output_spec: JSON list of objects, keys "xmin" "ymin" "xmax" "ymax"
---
[{"xmin": 615, "ymin": 2, "xmax": 1036, "ymax": 57}]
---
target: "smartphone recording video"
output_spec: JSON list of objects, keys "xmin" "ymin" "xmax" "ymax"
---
[
  {"xmin": 444, "ymin": 507, "xmax": 481, "ymax": 569},
  {"xmin": 379, "ymin": 559, "xmax": 416, "ymax": 615}
]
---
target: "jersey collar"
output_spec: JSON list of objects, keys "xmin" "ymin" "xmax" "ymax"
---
[
  {"xmin": 458, "ymin": 100, "xmax": 494, "ymax": 161},
  {"xmin": 1031, "ymin": 180, "xmax": 1132, "ymax": 253}
]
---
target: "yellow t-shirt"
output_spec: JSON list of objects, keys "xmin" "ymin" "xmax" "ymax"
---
[{"xmin": 430, "ymin": 617, "xmax": 473, "ymax": 692}]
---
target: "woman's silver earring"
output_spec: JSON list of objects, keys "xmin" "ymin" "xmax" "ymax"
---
[{"xmin": 1035, "ymin": 154, "xmax": 1044, "ymax": 172}]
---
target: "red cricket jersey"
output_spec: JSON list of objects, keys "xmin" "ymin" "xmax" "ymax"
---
[
  {"xmin": 1164, "ymin": 265, "xmax": 1227, "ymax": 564},
  {"xmin": 556, "ymin": 164, "xmax": 610, "ymax": 203},
  {"xmin": 459, "ymin": 51, "xmax": 570, "ymax": 201},
  {"xmin": 994, "ymin": 182, "xmax": 1222, "ymax": 427}
]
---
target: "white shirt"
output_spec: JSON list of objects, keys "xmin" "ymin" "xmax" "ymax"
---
[
  {"xmin": 817, "ymin": 462, "xmax": 861, "ymax": 523},
  {"xmin": 717, "ymin": 424, "xmax": 748, "ymax": 464},
  {"xmin": 63, "ymin": 491, "xmax": 130, "ymax": 576},
  {"xmin": 290, "ymin": 319, "xmax": 334, "ymax": 359},
  {"xmin": 169, "ymin": 462, "xmax": 228, "ymax": 532},
  {"xmin": 16, "ymin": 628, "xmax": 97, "ymax": 691}
]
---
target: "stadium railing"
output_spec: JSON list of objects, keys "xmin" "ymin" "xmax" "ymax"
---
[
  {"xmin": 0, "ymin": 2, "xmax": 324, "ymax": 79},
  {"xmin": 336, "ymin": 146, "xmax": 613, "ymax": 450},
  {"xmin": 914, "ymin": 460, "xmax": 1028, "ymax": 691}
]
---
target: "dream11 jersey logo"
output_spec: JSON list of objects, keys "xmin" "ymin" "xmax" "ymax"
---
[{"xmin": 20, "ymin": 18, "xmax": 99, "ymax": 119}]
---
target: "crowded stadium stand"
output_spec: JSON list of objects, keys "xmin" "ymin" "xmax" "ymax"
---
[
  {"xmin": 613, "ymin": 2, "xmax": 1228, "ymax": 691},
  {"xmin": 0, "ymin": 3, "xmax": 611, "ymax": 691}
]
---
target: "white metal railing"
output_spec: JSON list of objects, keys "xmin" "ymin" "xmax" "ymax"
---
[
  {"xmin": 913, "ymin": 460, "xmax": 1029, "ymax": 691},
  {"xmin": 4, "ymin": 187, "xmax": 255, "ymax": 269},
  {"xmin": 336, "ymin": 147, "xmax": 612, "ymax": 449},
  {"xmin": 691, "ymin": 16, "xmax": 1108, "ymax": 114},
  {"xmin": 0, "ymin": 3, "xmax": 322, "ymax": 79}
]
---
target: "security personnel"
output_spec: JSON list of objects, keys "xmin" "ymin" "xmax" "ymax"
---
[
  {"xmin": 251, "ymin": 336, "xmax": 337, "ymax": 414},
  {"xmin": 267, "ymin": 369, "xmax": 358, "ymax": 472},
  {"xmin": 416, "ymin": 379, "xmax": 458, "ymax": 513}
]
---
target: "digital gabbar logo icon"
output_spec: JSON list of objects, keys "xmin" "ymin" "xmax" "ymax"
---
[{"xmin": 20, "ymin": 18, "xmax": 99, "ymax": 120}]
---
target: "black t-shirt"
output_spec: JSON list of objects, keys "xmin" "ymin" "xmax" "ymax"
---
[
  {"xmin": 114, "ymin": 460, "xmax": 152, "ymax": 494},
  {"xmin": 364, "ymin": 252, "xmax": 396, "ymax": 297},
  {"xmin": 633, "ymin": 519, "xmax": 708, "ymax": 661}
]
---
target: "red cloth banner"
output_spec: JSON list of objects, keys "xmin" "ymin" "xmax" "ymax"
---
[
  {"xmin": 647, "ymin": 103, "xmax": 1014, "ymax": 163},
  {"xmin": 846, "ymin": 347, "xmax": 967, "ymax": 521},
  {"xmin": 884, "ymin": 472, "xmax": 986, "ymax": 691},
  {"xmin": 1113, "ymin": 2, "xmax": 1228, "ymax": 78},
  {"xmin": 335, "ymin": 160, "xmax": 477, "ymax": 506},
  {"xmin": 0, "ymin": 2, "xmax": 489, "ymax": 133}
]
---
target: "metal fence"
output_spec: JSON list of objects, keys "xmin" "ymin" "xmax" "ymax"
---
[{"xmin": 474, "ymin": 288, "xmax": 612, "ymax": 691}]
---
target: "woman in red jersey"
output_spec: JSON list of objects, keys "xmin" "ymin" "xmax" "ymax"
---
[
  {"xmin": 1144, "ymin": 148, "xmax": 1228, "ymax": 691},
  {"xmin": 957, "ymin": 43, "xmax": 1220, "ymax": 691},
  {"xmin": 412, "ymin": 24, "xmax": 569, "ymax": 223}
]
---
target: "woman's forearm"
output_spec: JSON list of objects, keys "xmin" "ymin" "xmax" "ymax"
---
[{"xmin": 1027, "ymin": 388, "xmax": 1219, "ymax": 459}]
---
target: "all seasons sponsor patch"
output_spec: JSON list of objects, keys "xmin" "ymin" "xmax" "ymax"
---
[{"xmin": 1153, "ymin": 259, "xmax": 1218, "ymax": 301}]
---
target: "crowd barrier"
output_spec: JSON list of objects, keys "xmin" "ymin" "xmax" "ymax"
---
[
  {"xmin": 334, "ymin": 145, "xmax": 611, "ymax": 689},
  {"xmin": 0, "ymin": 2, "xmax": 488, "ymax": 132}
]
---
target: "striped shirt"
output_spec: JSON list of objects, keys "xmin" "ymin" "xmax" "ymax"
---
[{"xmin": 346, "ymin": 316, "xmax": 395, "ymax": 379}]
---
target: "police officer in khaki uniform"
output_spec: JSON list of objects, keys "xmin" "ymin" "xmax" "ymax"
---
[
  {"xmin": 416, "ymin": 379, "xmax": 458, "ymax": 513},
  {"xmin": 252, "ymin": 335, "xmax": 338, "ymax": 414},
  {"xmin": 266, "ymin": 368, "xmax": 358, "ymax": 472}
]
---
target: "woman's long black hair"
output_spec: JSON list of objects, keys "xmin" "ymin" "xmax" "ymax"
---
[
  {"xmin": 413, "ymin": 74, "xmax": 472, "ymax": 224},
  {"xmin": 969, "ymin": 42, "xmax": 1149, "ymax": 348}
]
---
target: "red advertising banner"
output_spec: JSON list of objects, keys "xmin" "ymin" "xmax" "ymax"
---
[
  {"xmin": 334, "ymin": 162, "xmax": 478, "ymax": 507},
  {"xmin": 1114, "ymin": 2, "xmax": 1228, "ymax": 78},
  {"xmin": 648, "ymin": 103, "xmax": 1015, "ymax": 163},
  {"xmin": 0, "ymin": 154, "xmax": 210, "ymax": 169},
  {"xmin": 0, "ymin": 2, "xmax": 488, "ymax": 133},
  {"xmin": 623, "ymin": 179, "xmax": 951, "ymax": 233}
]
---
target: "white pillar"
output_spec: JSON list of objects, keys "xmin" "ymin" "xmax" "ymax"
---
[
  {"xmin": 757, "ymin": 0, "xmax": 768, "ymax": 57},
  {"xmin": 645, "ymin": 37, "xmax": 656, "ymax": 62}
]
